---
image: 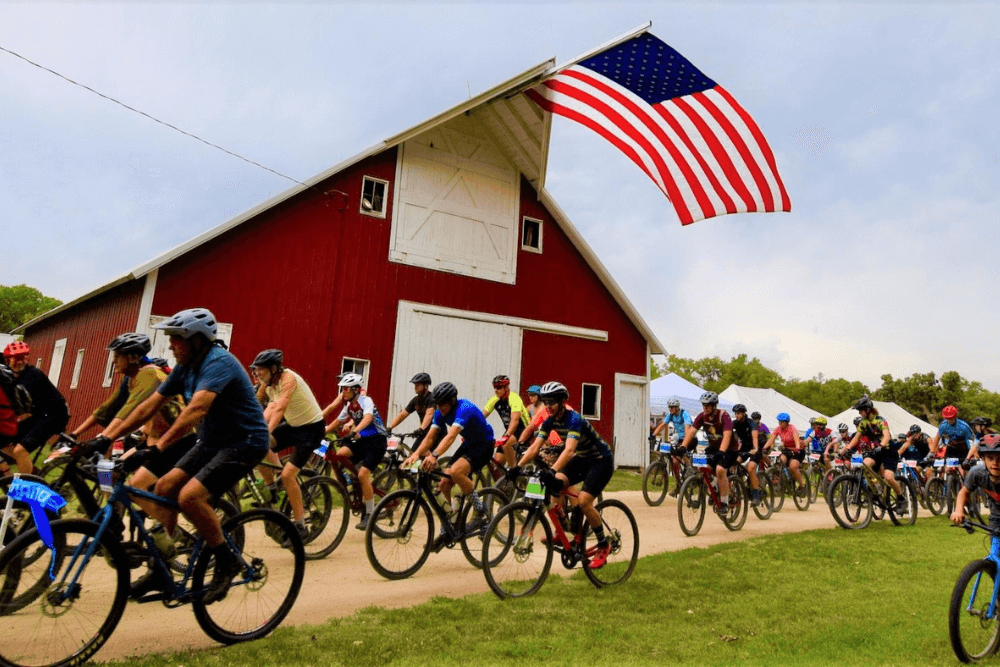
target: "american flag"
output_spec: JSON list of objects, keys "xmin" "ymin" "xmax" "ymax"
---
[{"xmin": 528, "ymin": 32, "xmax": 791, "ymax": 225}]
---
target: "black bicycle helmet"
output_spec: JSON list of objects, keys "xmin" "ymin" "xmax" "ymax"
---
[
  {"xmin": 751, "ymin": 411, "xmax": 761, "ymax": 420},
  {"xmin": 251, "ymin": 349, "xmax": 283, "ymax": 368},
  {"xmin": 410, "ymin": 372, "xmax": 432, "ymax": 385},
  {"xmin": 492, "ymin": 374, "xmax": 510, "ymax": 388},
  {"xmin": 148, "ymin": 358, "xmax": 171, "ymax": 371},
  {"xmin": 431, "ymin": 382, "xmax": 458, "ymax": 404},
  {"xmin": 853, "ymin": 396, "xmax": 874, "ymax": 411},
  {"xmin": 908, "ymin": 424, "xmax": 922, "ymax": 436},
  {"xmin": 733, "ymin": 403, "xmax": 747, "ymax": 414},
  {"xmin": 106, "ymin": 333, "xmax": 152, "ymax": 356},
  {"xmin": 853, "ymin": 416, "xmax": 863, "ymax": 426}
]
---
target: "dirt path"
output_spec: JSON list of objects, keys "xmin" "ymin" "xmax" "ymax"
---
[{"xmin": 99, "ymin": 491, "xmax": 841, "ymax": 661}]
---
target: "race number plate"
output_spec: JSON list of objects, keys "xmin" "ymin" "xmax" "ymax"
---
[
  {"xmin": 387, "ymin": 436, "xmax": 400, "ymax": 451},
  {"xmin": 658, "ymin": 442, "xmax": 672, "ymax": 454},
  {"xmin": 947, "ymin": 458, "xmax": 960, "ymax": 469},
  {"xmin": 851, "ymin": 455, "xmax": 864, "ymax": 469},
  {"xmin": 525, "ymin": 477, "xmax": 546, "ymax": 500},
  {"xmin": 97, "ymin": 459, "xmax": 115, "ymax": 493},
  {"xmin": 809, "ymin": 453, "xmax": 821, "ymax": 462},
  {"xmin": 312, "ymin": 443, "xmax": 329, "ymax": 457},
  {"xmin": 692, "ymin": 454, "xmax": 708, "ymax": 468},
  {"xmin": 934, "ymin": 459, "xmax": 945, "ymax": 468},
  {"xmin": 768, "ymin": 451, "xmax": 782, "ymax": 460}
]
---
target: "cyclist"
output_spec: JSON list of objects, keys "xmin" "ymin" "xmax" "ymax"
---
[
  {"xmin": 751, "ymin": 411, "xmax": 771, "ymax": 446},
  {"xmin": 679, "ymin": 392, "xmax": 734, "ymax": 514},
  {"xmin": 931, "ymin": 405, "xmax": 978, "ymax": 466},
  {"xmin": 900, "ymin": 424, "xmax": 934, "ymax": 483},
  {"xmin": 525, "ymin": 384, "xmax": 542, "ymax": 418},
  {"xmin": 321, "ymin": 373, "xmax": 366, "ymax": 435},
  {"xmin": 385, "ymin": 372, "xmax": 436, "ymax": 443},
  {"xmin": 251, "ymin": 349, "xmax": 325, "ymax": 538},
  {"xmin": 512, "ymin": 381, "xmax": 615, "ymax": 568},
  {"xmin": 482, "ymin": 375, "xmax": 530, "ymax": 468},
  {"xmin": 951, "ymin": 433, "xmax": 1000, "ymax": 528},
  {"xmin": 404, "ymin": 382, "xmax": 495, "ymax": 538},
  {"xmin": 972, "ymin": 416, "xmax": 996, "ymax": 440},
  {"xmin": 841, "ymin": 396, "xmax": 907, "ymax": 513},
  {"xmin": 516, "ymin": 394, "xmax": 574, "ymax": 467},
  {"xmin": 731, "ymin": 404, "xmax": 763, "ymax": 506},
  {"xmin": 824, "ymin": 423, "xmax": 852, "ymax": 464},
  {"xmin": 1, "ymin": 340, "xmax": 70, "ymax": 475},
  {"xmin": 803, "ymin": 417, "xmax": 833, "ymax": 465},
  {"xmin": 765, "ymin": 413, "xmax": 807, "ymax": 495},
  {"xmin": 0, "ymin": 364, "xmax": 25, "ymax": 474},
  {"xmin": 652, "ymin": 397, "xmax": 693, "ymax": 497},
  {"xmin": 91, "ymin": 308, "xmax": 270, "ymax": 603},
  {"xmin": 325, "ymin": 373, "xmax": 388, "ymax": 530}
]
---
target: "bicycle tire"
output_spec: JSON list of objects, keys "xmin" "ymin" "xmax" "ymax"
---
[
  {"xmin": 372, "ymin": 467, "xmax": 414, "ymax": 495},
  {"xmin": 828, "ymin": 474, "xmax": 872, "ymax": 530},
  {"xmin": 752, "ymin": 474, "xmax": 774, "ymax": 520},
  {"xmin": 458, "ymin": 488, "xmax": 507, "ymax": 568},
  {"xmin": 947, "ymin": 476, "xmax": 961, "ymax": 516},
  {"xmin": 767, "ymin": 466, "xmax": 786, "ymax": 513},
  {"xmin": 364, "ymin": 489, "xmax": 433, "ymax": 580},
  {"xmin": 583, "ymin": 499, "xmax": 639, "ymax": 588},
  {"xmin": 721, "ymin": 475, "xmax": 748, "ymax": 531},
  {"xmin": 171, "ymin": 497, "xmax": 241, "ymax": 575},
  {"xmin": 641, "ymin": 460, "xmax": 670, "ymax": 507},
  {"xmin": 481, "ymin": 501, "xmax": 553, "ymax": 599},
  {"xmin": 0, "ymin": 518, "xmax": 129, "ymax": 667},
  {"xmin": 949, "ymin": 558, "xmax": 1000, "ymax": 663},
  {"xmin": 192, "ymin": 509, "xmax": 305, "ymax": 644},
  {"xmin": 968, "ymin": 488, "xmax": 987, "ymax": 525},
  {"xmin": 677, "ymin": 475, "xmax": 706, "ymax": 537},
  {"xmin": 897, "ymin": 479, "xmax": 918, "ymax": 526},
  {"xmin": 297, "ymin": 476, "xmax": 349, "ymax": 559},
  {"xmin": 793, "ymin": 474, "xmax": 811, "ymax": 511},
  {"xmin": 925, "ymin": 477, "xmax": 947, "ymax": 516}
]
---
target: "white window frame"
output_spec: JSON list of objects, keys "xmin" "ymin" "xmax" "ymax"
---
[
  {"xmin": 48, "ymin": 338, "xmax": 67, "ymax": 386},
  {"xmin": 341, "ymin": 357, "xmax": 371, "ymax": 387},
  {"xmin": 581, "ymin": 383, "xmax": 602, "ymax": 421},
  {"xmin": 102, "ymin": 351, "xmax": 116, "ymax": 388},
  {"xmin": 360, "ymin": 176, "xmax": 389, "ymax": 219},
  {"xmin": 70, "ymin": 349, "xmax": 85, "ymax": 390},
  {"xmin": 36, "ymin": 357, "xmax": 42, "ymax": 368},
  {"xmin": 521, "ymin": 216, "xmax": 543, "ymax": 254}
]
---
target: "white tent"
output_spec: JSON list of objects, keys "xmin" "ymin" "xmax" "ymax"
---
[
  {"xmin": 650, "ymin": 373, "xmax": 736, "ymax": 417},
  {"xmin": 828, "ymin": 400, "xmax": 938, "ymax": 437},
  {"xmin": 718, "ymin": 385, "xmax": 827, "ymax": 434}
]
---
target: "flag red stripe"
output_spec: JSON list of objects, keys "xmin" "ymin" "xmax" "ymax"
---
[
  {"xmin": 560, "ymin": 69, "xmax": 719, "ymax": 220},
  {"xmin": 713, "ymin": 86, "xmax": 791, "ymax": 212},
  {"xmin": 691, "ymin": 90, "xmax": 775, "ymax": 212}
]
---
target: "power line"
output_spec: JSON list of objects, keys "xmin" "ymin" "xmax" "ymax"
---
[{"xmin": 0, "ymin": 43, "xmax": 316, "ymax": 191}]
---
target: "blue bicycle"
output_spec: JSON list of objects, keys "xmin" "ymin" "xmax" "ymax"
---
[
  {"xmin": 0, "ymin": 457, "xmax": 305, "ymax": 667},
  {"xmin": 950, "ymin": 519, "xmax": 1000, "ymax": 663}
]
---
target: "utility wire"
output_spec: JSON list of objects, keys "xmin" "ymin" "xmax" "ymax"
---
[{"xmin": 0, "ymin": 43, "xmax": 319, "ymax": 192}]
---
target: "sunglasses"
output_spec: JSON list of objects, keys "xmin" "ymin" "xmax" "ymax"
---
[{"xmin": 541, "ymin": 399, "xmax": 559, "ymax": 407}]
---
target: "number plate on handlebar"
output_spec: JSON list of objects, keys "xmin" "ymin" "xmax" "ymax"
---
[
  {"xmin": 97, "ymin": 459, "xmax": 115, "ymax": 493},
  {"xmin": 809, "ymin": 453, "xmax": 821, "ymax": 462},
  {"xmin": 387, "ymin": 436, "xmax": 400, "ymax": 451},
  {"xmin": 692, "ymin": 454, "xmax": 708, "ymax": 468},
  {"xmin": 768, "ymin": 451, "xmax": 781, "ymax": 460},
  {"xmin": 658, "ymin": 442, "xmax": 671, "ymax": 454},
  {"xmin": 524, "ymin": 477, "xmax": 545, "ymax": 500},
  {"xmin": 851, "ymin": 455, "xmax": 864, "ymax": 468},
  {"xmin": 312, "ymin": 443, "xmax": 329, "ymax": 457},
  {"xmin": 947, "ymin": 457, "xmax": 960, "ymax": 469},
  {"xmin": 933, "ymin": 459, "xmax": 945, "ymax": 468}
]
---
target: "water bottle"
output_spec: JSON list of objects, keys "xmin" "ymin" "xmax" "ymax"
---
[{"xmin": 253, "ymin": 477, "xmax": 272, "ymax": 503}]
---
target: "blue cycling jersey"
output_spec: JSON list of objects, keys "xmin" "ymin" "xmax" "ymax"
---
[
  {"xmin": 804, "ymin": 427, "xmax": 833, "ymax": 453},
  {"xmin": 664, "ymin": 409, "xmax": 693, "ymax": 442},
  {"xmin": 937, "ymin": 418, "xmax": 976, "ymax": 448},
  {"xmin": 431, "ymin": 398, "xmax": 494, "ymax": 449}
]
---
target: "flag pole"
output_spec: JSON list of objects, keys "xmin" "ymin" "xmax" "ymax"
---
[{"xmin": 544, "ymin": 21, "xmax": 653, "ymax": 78}]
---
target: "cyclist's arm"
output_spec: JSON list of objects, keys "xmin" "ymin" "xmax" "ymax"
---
[
  {"xmin": 263, "ymin": 372, "xmax": 297, "ymax": 432},
  {"xmin": 929, "ymin": 433, "xmax": 940, "ymax": 455},
  {"xmin": 155, "ymin": 390, "xmax": 215, "ymax": 452},
  {"xmin": 404, "ymin": 425, "xmax": 440, "ymax": 465},
  {"xmin": 951, "ymin": 485, "xmax": 970, "ymax": 524},
  {"xmin": 751, "ymin": 429, "xmax": 759, "ymax": 453},
  {"xmin": 100, "ymin": 391, "xmax": 170, "ymax": 442},
  {"xmin": 843, "ymin": 432, "xmax": 860, "ymax": 453},
  {"xmin": 517, "ymin": 435, "xmax": 546, "ymax": 467},
  {"xmin": 720, "ymin": 429, "xmax": 733, "ymax": 452},
  {"xmin": 518, "ymin": 419, "xmax": 540, "ymax": 445},
  {"xmin": 71, "ymin": 414, "xmax": 100, "ymax": 438},
  {"xmin": 352, "ymin": 413, "xmax": 374, "ymax": 435},
  {"xmin": 763, "ymin": 430, "xmax": 777, "ymax": 451},
  {"xmin": 878, "ymin": 423, "xmax": 891, "ymax": 448},
  {"xmin": 419, "ymin": 409, "xmax": 434, "ymax": 432},
  {"xmin": 386, "ymin": 408, "xmax": 410, "ymax": 431},
  {"xmin": 321, "ymin": 394, "xmax": 344, "ymax": 421},
  {"xmin": 652, "ymin": 420, "xmax": 666, "ymax": 438},
  {"xmin": 897, "ymin": 438, "xmax": 911, "ymax": 457}
]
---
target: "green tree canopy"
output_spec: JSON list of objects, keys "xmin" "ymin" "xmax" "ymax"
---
[{"xmin": 0, "ymin": 284, "xmax": 62, "ymax": 332}]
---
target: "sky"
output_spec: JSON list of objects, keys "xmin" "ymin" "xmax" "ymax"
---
[{"xmin": 1, "ymin": 2, "xmax": 998, "ymax": 391}]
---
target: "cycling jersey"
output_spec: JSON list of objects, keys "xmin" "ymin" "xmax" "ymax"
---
[
  {"xmin": 431, "ymin": 398, "xmax": 494, "ymax": 448},
  {"xmin": 0, "ymin": 383, "xmax": 16, "ymax": 440},
  {"xmin": 404, "ymin": 391, "xmax": 436, "ymax": 421},
  {"xmin": 263, "ymin": 369, "xmax": 323, "ymax": 427},
  {"xmin": 537, "ymin": 409, "xmax": 613, "ymax": 461},
  {"xmin": 13, "ymin": 365, "xmax": 69, "ymax": 424},
  {"xmin": 337, "ymin": 395, "xmax": 388, "ymax": 437},
  {"xmin": 803, "ymin": 427, "xmax": 833, "ymax": 453},
  {"xmin": 772, "ymin": 424, "xmax": 800, "ymax": 450},
  {"xmin": 938, "ymin": 419, "xmax": 976, "ymax": 448},
  {"xmin": 663, "ymin": 409, "xmax": 693, "ymax": 444},
  {"xmin": 902, "ymin": 434, "xmax": 931, "ymax": 460},
  {"xmin": 732, "ymin": 416, "xmax": 759, "ymax": 451},
  {"xmin": 691, "ymin": 409, "xmax": 733, "ymax": 449},
  {"xmin": 755, "ymin": 422, "xmax": 771, "ymax": 440},
  {"xmin": 857, "ymin": 415, "xmax": 890, "ymax": 444},
  {"xmin": 964, "ymin": 466, "xmax": 1000, "ymax": 527},
  {"xmin": 93, "ymin": 365, "xmax": 185, "ymax": 435},
  {"xmin": 483, "ymin": 392, "xmax": 530, "ymax": 436}
]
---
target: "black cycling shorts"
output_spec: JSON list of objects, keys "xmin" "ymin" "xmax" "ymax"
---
[
  {"xmin": 707, "ymin": 448, "xmax": 737, "ymax": 469},
  {"xmin": 782, "ymin": 449, "xmax": 806, "ymax": 464},
  {"xmin": 175, "ymin": 439, "xmax": 269, "ymax": 499},
  {"xmin": 17, "ymin": 413, "xmax": 70, "ymax": 453},
  {"xmin": 562, "ymin": 455, "xmax": 614, "ymax": 496},
  {"xmin": 869, "ymin": 446, "xmax": 900, "ymax": 474},
  {"xmin": 344, "ymin": 434, "xmax": 388, "ymax": 472},
  {"xmin": 142, "ymin": 433, "xmax": 198, "ymax": 478},
  {"xmin": 944, "ymin": 444, "xmax": 970, "ymax": 461},
  {"xmin": 452, "ymin": 441, "xmax": 493, "ymax": 472},
  {"xmin": 272, "ymin": 420, "xmax": 325, "ymax": 469}
]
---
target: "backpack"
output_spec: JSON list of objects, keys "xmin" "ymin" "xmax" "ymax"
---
[{"xmin": 0, "ymin": 364, "xmax": 32, "ymax": 415}]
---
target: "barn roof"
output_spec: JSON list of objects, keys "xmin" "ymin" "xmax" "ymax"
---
[{"xmin": 16, "ymin": 56, "xmax": 666, "ymax": 354}]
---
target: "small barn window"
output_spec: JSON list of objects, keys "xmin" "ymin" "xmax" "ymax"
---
[
  {"xmin": 36, "ymin": 357, "xmax": 42, "ymax": 368},
  {"xmin": 102, "ymin": 351, "xmax": 115, "ymax": 388},
  {"xmin": 581, "ymin": 383, "xmax": 601, "ymax": 421},
  {"xmin": 521, "ymin": 217, "xmax": 543, "ymax": 253},
  {"xmin": 70, "ymin": 349, "xmax": 85, "ymax": 390},
  {"xmin": 360, "ymin": 176, "xmax": 388, "ymax": 219},
  {"xmin": 341, "ymin": 357, "xmax": 370, "ymax": 387}
]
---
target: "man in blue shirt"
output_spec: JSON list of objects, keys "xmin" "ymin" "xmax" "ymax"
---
[
  {"xmin": 652, "ymin": 398, "xmax": 693, "ymax": 497},
  {"xmin": 99, "ymin": 308, "xmax": 269, "ymax": 603},
  {"xmin": 932, "ymin": 405, "xmax": 978, "ymax": 462}
]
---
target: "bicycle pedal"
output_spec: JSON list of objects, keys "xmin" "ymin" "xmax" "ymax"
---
[{"xmin": 133, "ymin": 592, "xmax": 170, "ymax": 604}]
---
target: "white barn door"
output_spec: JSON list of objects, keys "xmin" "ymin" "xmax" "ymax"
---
[
  {"xmin": 389, "ymin": 302, "xmax": 522, "ymax": 451},
  {"xmin": 614, "ymin": 373, "xmax": 649, "ymax": 468}
]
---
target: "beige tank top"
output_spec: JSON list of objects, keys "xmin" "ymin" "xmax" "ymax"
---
[{"xmin": 265, "ymin": 369, "xmax": 323, "ymax": 427}]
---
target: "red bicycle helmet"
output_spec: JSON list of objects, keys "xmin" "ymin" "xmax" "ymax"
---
[
  {"xmin": 942, "ymin": 405, "xmax": 958, "ymax": 419},
  {"xmin": 3, "ymin": 341, "xmax": 30, "ymax": 357}
]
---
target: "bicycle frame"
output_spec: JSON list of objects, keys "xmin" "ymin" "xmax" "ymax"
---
[{"xmin": 969, "ymin": 536, "xmax": 1000, "ymax": 621}]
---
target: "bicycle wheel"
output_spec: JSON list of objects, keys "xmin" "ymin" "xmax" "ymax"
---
[
  {"xmin": 192, "ymin": 509, "xmax": 304, "ymax": 644},
  {"xmin": 950, "ymin": 558, "xmax": 1000, "ymax": 663},
  {"xmin": 171, "ymin": 497, "xmax": 241, "ymax": 575},
  {"xmin": 582, "ymin": 499, "xmax": 638, "ymax": 588},
  {"xmin": 296, "ymin": 476, "xmax": 349, "ymax": 559},
  {"xmin": 752, "ymin": 474, "xmax": 774, "ymax": 520},
  {"xmin": 641, "ymin": 460, "xmax": 670, "ymax": 507},
  {"xmin": 925, "ymin": 477, "xmax": 946, "ymax": 516},
  {"xmin": 807, "ymin": 465, "xmax": 822, "ymax": 503},
  {"xmin": 828, "ymin": 475, "xmax": 873, "ymax": 530},
  {"xmin": 721, "ymin": 475, "xmax": 748, "ymax": 531},
  {"xmin": 373, "ymin": 466, "xmax": 414, "ymax": 495},
  {"xmin": 364, "ymin": 489, "xmax": 433, "ymax": 580},
  {"xmin": 677, "ymin": 476, "xmax": 706, "ymax": 537},
  {"xmin": 459, "ymin": 488, "xmax": 507, "ymax": 568},
  {"xmin": 767, "ymin": 467, "xmax": 786, "ymax": 513},
  {"xmin": 793, "ymin": 474, "xmax": 811, "ymax": 511},
  {"xmin": 0, "ymin": 519, "xmax": 129, "ymax": 667},
  {"xmin": 887, "ymin": 479, "xmax": 918, "ymax": 527},
  {"xmin": 481, "ymin": 501, "xmax": 553, "ymax": 599},
  {"xmin": 968, "ymin": 489, "xmax": 988, "ymax": 525},
  {"xmin": 947, "ymin": 476, "xmax": 961, "ymax": 515}
]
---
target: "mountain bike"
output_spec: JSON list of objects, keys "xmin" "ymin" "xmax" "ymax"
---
[
  {"xmin": 764, "ymin": 450, "xmax": 811, "ymax": 512},
  {"xmin": 642, "ymin": 441, "xmax": 689, "ymax": 506},
  {"xmin": 827, "ymin": 451, "xmax": 918, "ymax": 529},
  {"xmin": 803, "ymin": 451, "xmax": 827, "ymax": 503},
  {"xmin": 949, "ymin": 519, "xmax": 1000, "ymax": 663},
  {"xmin": 677, "ymin": 451, "xmax": 748, "ymax": 536},
  {"xmin": 732, "ymin": 454, "xmax": 774, "ymax": 521},
  {"xmin": 364, "ymin": 462, "xmax": 507, "ymax": 579},
  {"xmin": 0, "ymin": 458, "xmax": 305, "ymax": 667},
  {"xmin": 480, "ymin": 473, "xmax": 638, "ymax": 598}
]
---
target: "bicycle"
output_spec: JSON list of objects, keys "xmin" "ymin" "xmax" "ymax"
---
[
  {"xmin": 676, "ymin": 451, "xmax": 748, "ymax": 536},
  {"xmin": 764, "ymin": 449, "xmax": 811, "ymax": 512},
  {"xmin": 732, "ymin": 454, "xmax": 774, "ymax": 521},
  {"xmin": 803, "ymin": 451, "xmax": 827, "ymax": 503},
  {"xmin": 827, "ymin": 451, "xmax": 918, "ymax": 529},
  {"xmin": 480, "ymin": 472, "xmax": 638, "ymax": 598},
  {"xmin": 0, "ymin": 457, "xmax": 305, "ymax": 667},
  {"xmin": 642, "ymin": 441, "xmax": 690, "ymax": 507},
  {"xmin": 949, "ymin": 519, "xmax": 1000, "ymax": 663},
  {"xmin": 364, "ymin": 462, "xmax": 507, "ymax": 579}
]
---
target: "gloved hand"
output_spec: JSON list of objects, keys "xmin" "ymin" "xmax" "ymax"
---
[
  {"xmin": 121, "ymin": 447, "xmax": 159, "ymax": 474},
  {"xmin": 82, "ymin": 435, "xmax": 111, "ymax": 457},
  {"xmin": 538, "ymin": 470, "xmax": 564, "ymax": 495},
  {"xmin": 505, "ymin": 465, "xmax": 522, "ymax": 482}
]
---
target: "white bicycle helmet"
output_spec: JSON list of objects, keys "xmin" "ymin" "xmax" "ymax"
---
[
  {"xmin": 338, "ymin": 373, "xmax": 364, "ymax": 388},
  {"xmin": 152, "ymin": 308, "xmax": 218, "ymax": 341},
  {"xmin": 539, "ymin": 381, "xmax": 569, "ymax": 401},
  {"xmin": 667, "ymin": 397, "xmax": 681, "ymax": 408}
]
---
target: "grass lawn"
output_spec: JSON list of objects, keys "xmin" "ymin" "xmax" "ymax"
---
[
  {"xmin": 110, "ymin": 516, "xmax": 981, "ymax": 667},
  {"xmin": 603, "ymin": 467, "xmax": 645, "ymax": 493}
]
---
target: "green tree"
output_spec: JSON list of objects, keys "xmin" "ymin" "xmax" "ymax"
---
[
  {"xmin": 649, "ymin": 357, "xmax": 662, "ymax": 380},
  {"xmin": 875, "ymin": 372, "xmax": 941, "ymax": 424},
  {"xmin": 784, "ymin": 376, "xmax": 871, "ymax": 417},
  {"xmin": 0, "ymin": 284, "xmax": 61, "ymax": 332}
]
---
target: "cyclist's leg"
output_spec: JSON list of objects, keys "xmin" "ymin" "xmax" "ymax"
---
[
  {"xmin": 277, "ymin": 423, "xmax": 324, "ymax": 524},
  {"xmin": 1, "ymin": 442, "xmax": 34, "ymax": 475},
  {"xmin": 788, "ymin": 454, "xmax": 804, "ymax": 486},
  {"xmin": 746, "ymin": 458, "xmax": 759, "ymax": 489},
  {"xmin": 502, "ymin": 440, "xmax": 516, "ymax": 468},
  {"xmin": 259, "ymin": 449, "xmax": 282, "ymax": 485}
]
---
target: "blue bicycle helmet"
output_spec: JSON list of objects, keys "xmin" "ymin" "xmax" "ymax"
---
[
  {"xmin": 777, "ymin": 412, "xmax": 790, "ymax": 422},
  {"xmin": 526, "ymin": 384, "xmax": 542, "ymax": 394}
]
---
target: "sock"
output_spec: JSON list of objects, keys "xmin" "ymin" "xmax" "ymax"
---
[
  {"xmin": 592, "ymin": 525, "xmax": 607, "ymax": 545},
  {"xmin": 365, "ymin": 499, "xmax": 375, "ymax": 515},
  {"xmin": 469, "ymin": 491, "xmax": 486, "ymax": 514},
  {"xmin": 720, "ymin": 494, "xmax": 729, "ymax": 504},
  {"xmin": 451, "ymin": 496, "xmax": 461, "ymax": 514}
]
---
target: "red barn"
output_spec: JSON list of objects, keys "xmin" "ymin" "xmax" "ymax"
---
[{"xmin": 15, "ymin": 60, "xmax": 665, "ymax": 467}]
